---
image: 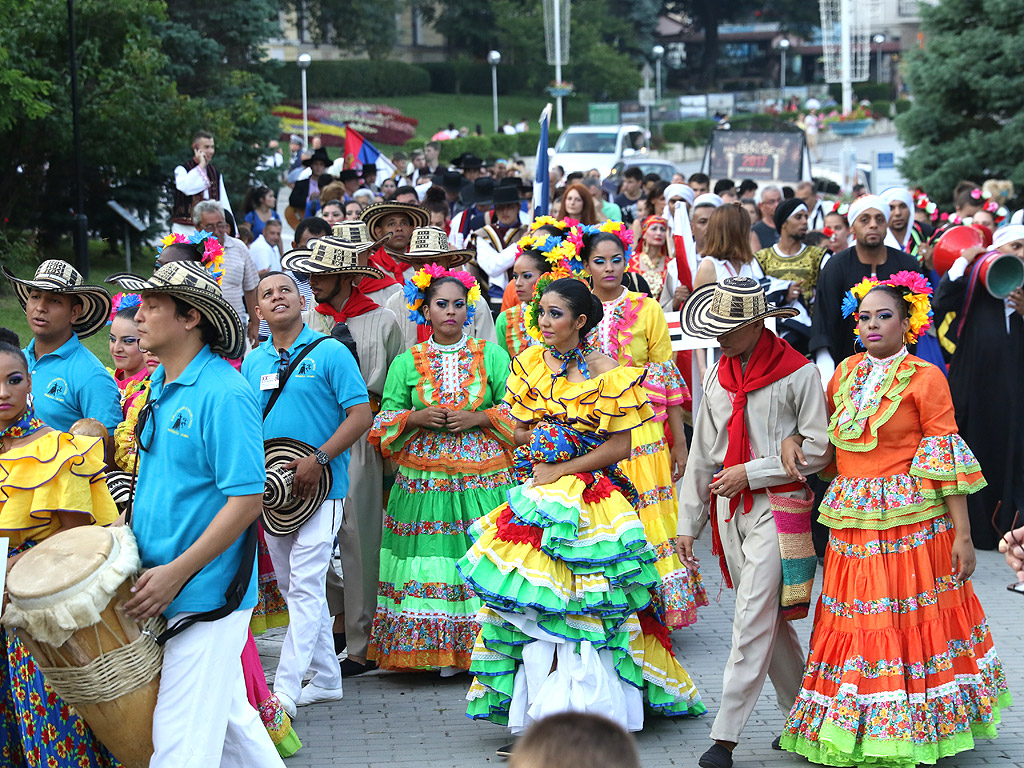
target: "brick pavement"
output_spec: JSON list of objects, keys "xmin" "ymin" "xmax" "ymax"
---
[{"xmin": 256, "ymin": 538, "xmax": 1022, "ymax": 768}]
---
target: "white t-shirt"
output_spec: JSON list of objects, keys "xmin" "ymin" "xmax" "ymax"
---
[{"xmin": 249, "ymin": 235, "xmax": 281, "ymax": 273}]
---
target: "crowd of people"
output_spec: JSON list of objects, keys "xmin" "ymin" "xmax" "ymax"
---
[{"xmin": 0, "ymin": 125, "xmax": 1020, "ymax": 768}]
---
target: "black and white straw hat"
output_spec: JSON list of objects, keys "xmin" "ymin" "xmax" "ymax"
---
[
  {"xmin": 262, "ymin": 437, "xmax": 333, "ymax": 536},
  {"xmin": 359, "ymin": 201, "xmax": 429, "ymax": 238},
  {"xmin": 106, "ymin": 261, "xmax": 244, "ymax": 359},
  {"xmin": 3, "ymin": 260, "xmax": 112, "ymax": 339},
  {"xmin": 280, "ymin": 235, "xmax": 386, "ymax": 278},
  {"xmin": 398, "ymin": 226, "xmax": 473, "ymax": 268},
  {"xmin": 679, "ymin": 276, "xmax": 798, "ymax": 339}
]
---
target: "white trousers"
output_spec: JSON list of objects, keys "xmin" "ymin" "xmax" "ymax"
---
[
  {"xmin": 266, "ymin": 498, "xmax": 343, "ymax": 701},
  {"xmin": 150, "ymin": 608, "xmax": 283, "ymax": 768}
]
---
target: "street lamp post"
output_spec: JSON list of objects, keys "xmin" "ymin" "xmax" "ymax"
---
[
  {"xmin": 778, "ymin": 38, "xmax": 790, "ymax": 97},
  {"xmin": 652, "ymin": 44, "xmax": 665, "ymax": 102},
  {"xmin": 297, "ymin": 53, "xmax": 312, "ymax": 151},
  {"xmin": 873, "ymin": 34, "xmax": 885, "ymax": 84},
  {"xmin": 488, "ymin": 50, "xmax": 501, "ymax": 133}
]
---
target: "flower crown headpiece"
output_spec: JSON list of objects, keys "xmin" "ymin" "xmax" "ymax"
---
[
  {"xmin": 514, "ymin": 231, "xmax": 579, "ymax": 270},
  {"xmin": 913, "ymin": 189, "xmax": 939, "ymax": 223},
  {"xmin": 403, "ymin": 264, "xmax": 481, "ymax": 327},
  {"xmin": 520, "ymin": 225, "xmax": 594, "ymax": 343},
  {"xmin": 580, "ymin": 220, "xmax": 634, "ymax": 259},
  {"xmin": 841, "ymin": 270, "xmax": 933, "ymax": 344},
  {"xmin": 107, "ymin": 292, "xmax": 142, "ymax": 324},
  {"xmin": 157, "ymin": 231, "xmax": 225, "ymax": 285}
]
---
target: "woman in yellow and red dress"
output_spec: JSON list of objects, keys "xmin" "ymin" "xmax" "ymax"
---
[
  {"xmin": 579, "ymin": 223, "xmax": 707, "ymax": 629},
  {"xmin": 781, "ymin": 273, "xmax": 1010, "ymax": 767}
]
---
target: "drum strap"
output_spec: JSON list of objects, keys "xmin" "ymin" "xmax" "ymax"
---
[{"xmin": 153, "ymin": 334, "xmax": 333, "ymax": 645}]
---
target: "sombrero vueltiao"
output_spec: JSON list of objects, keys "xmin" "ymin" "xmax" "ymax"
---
[
  {"xmin": 679, "ymin": 276, "xmax": 798, "ymax": 340},
  {"xmin": 399, "ymin": 226, "xmax": 474, "ymax": 269},
  {"xmin": 262, "ymin": 437, "xmax": 333, "ymax": 536},
  {"xmin": 3, "ymin": 260, "xmax": 112, "ymax": 339},
  {"xmin": 280, "ymin": 235, "xmax": 387, "ymax": 278},
  {"xmin": 106, "ymin": 261, "xmax": 245, "ymax": 359},
  {"xmin": 105, "ymin": 470, "xmax": 136, "ymax": 506},
  {"xmin": 359, "ymin": 201, "xmax": 430, "ymax": 240}
]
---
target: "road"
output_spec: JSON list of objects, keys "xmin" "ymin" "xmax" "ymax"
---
[{"xmin": 255, "ymin": 537, "xmax": 1021, "ymax": 768}]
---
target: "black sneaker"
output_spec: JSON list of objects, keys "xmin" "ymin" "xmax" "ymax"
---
[
  {"xmin": 771, "ymin": 735, "xmax": 782, "ymax": 750},
  {"xmin": 496, "ymin": 742, "xmax": 515, "ymax": 759},
  {"xmin": 698, "ymin": 744, "xmax": 733, "ymax": 768},
  {"xmin": 333, "ymin": 632, "xmax": 347, "ymax": 655}
]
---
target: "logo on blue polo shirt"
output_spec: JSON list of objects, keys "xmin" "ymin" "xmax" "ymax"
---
[
  {"xmin": 294, "ymin": 358, "xmax": 316, "ymax": 378},
  {"xmin": 168, "ymin": 407, "xmax": 194, "ymax": 437},
  {"xmin": 43, "ymin": 378, "xmax": 68, "ymax": 402}
]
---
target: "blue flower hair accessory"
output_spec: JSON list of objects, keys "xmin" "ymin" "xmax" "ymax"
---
[
  {"xmin": 403, "ymin": 264, "xmax": 481, "ymax": 327},
  {"xmin": 107, "ymin": 292, "xmax": 142, "ymax": 324}
]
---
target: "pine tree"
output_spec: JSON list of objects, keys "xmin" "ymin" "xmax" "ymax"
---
[{"xmin": 898, "ymin": 0, "xmax": 1024, "ymax": 207}]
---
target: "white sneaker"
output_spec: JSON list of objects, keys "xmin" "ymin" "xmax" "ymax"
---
[
  {"xmin": 297, "ymin": 682, "xmax": 344, "ymax": 707},
  {"xmin": 276, "ymin": 691, "xmax": 297, "ymax": 719}
]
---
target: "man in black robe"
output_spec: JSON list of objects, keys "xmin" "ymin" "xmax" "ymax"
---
[{"xmin": 934, "ymin": 225, "xmax": 1024, "ymax": 548}]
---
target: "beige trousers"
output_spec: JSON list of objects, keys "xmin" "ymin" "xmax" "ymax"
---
[
  {"xmin": 325, "ymin": 431, "xmax": 384, "ymax": 659},
  {"xmin": 708, "ymin": 497, "xmax": 806, "ymax": 743}
]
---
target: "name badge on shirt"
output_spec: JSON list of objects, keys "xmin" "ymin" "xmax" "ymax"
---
[{"xmin": 260, "ymin": 373, "xmax": 280, "ymax": 391}]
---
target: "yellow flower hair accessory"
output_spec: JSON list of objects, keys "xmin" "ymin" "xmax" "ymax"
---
[{"xmin": 403, "ymin": 263, "xmax": 481, "ymax": 327}]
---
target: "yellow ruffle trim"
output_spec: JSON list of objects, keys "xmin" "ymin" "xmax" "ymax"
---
[
  {"xmin": 0, "ymin": 431, "xmax": 118, "ymax": 546},
  {"xmin": 505, "ymin": 345, "xmax": 654, "ymax": 435}
]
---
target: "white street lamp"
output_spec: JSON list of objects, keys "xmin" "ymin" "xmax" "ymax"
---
[
  {"xmin": 488, "ymin": 50, "xmax": 502, "ymax": 134},
  {"xmin": 873, "ymin": 34, "xmax": 885, "ymax": 84},
  {"xmin": 778, "ymin": 38, "xmax": 790, "ymax": 96},
  {"xmin": 297, "ymin": 53, "xmax": 312, "ymax": 151},
  {"xmin": 652, "ymin": 44, "xmax": 665, "ymax": 102}
]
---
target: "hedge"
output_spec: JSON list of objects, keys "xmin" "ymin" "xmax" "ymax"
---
[
  {"xmin": 420, "ymin": 61, "xmax": 531, "ymax": 96},
  {"xmin": 827, "ymin": 81, "xmax": 894, "ymax": 103},
  {"xmin": 404, "ymin": 130, "xmax": 561, "ymax": 164},
  {"xmin": 266, "ymin": 60, "xmax": 431, "ymax": 100},
  {"xmin": 660, "ymin": 114, "xmax": 799, "ymax": 146}
]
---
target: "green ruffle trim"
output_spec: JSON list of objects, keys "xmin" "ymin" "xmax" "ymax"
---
[
  {"xmin": 829, "ymin": 356, "xmax": 921, "ymax": 453},
  {"xmin": 780, "ymin": 690, "xmax": 1012, "ymax": 768},
  {"xmin": 818, "ymin": 502, "xmax": 947, "ymax": 531}
]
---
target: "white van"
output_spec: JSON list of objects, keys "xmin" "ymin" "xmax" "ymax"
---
[{"xmin": 549, "ymin": 124, "xmax": 647, "ymax": 178}]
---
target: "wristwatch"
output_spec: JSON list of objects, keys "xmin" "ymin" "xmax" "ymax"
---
[{"xmin": 314, "ymin": 449, "xmax": 330, "ymax": 466}]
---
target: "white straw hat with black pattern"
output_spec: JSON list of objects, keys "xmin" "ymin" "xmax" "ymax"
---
[
  {"xmin": 280, "ymin": 235, "xmax": 387, "ymax": 278},
  {"xmin": 398, "ymin": 226, "xmax": 473, "ymax": 268},
  {"xmin": 106, "ymin": 261, "xmax": 244, "ymax": 359},
  {"xmin": 679, "ymin": 276, "xmax": 798, "ymax": 340},
  {"xmin": 3, "ymin": 260, "xmax": 112, "ymax": 339},
  {"xmin": 359, "ymin": 201, "xmax": 430, "ymax": 238},
  {"xmin": 262, "ymin": 437, "xmax": 333, "ymax": 536},
  {"xmin": 330, "ymin": 220, "xmax": 390, "ymax": 252}
]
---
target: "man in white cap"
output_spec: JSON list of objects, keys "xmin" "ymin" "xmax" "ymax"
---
[
  {"xmin": 809, "ymin": 194, "xmax": 924, "ymax": 382},
  {"xmin": 880, "ymin": 186, "xmax": 924, "ymax": 255}
]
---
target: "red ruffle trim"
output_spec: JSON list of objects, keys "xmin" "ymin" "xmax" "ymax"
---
[
  {"xmin": 580, "ymin": 474, "xmax": 616, "ymax": 503},
  {"xmin": 638, "ymin": 607, "xmax": 673, "ymax": 652},
  {"xmin": 494, "ymin": 504, "xmax": 543, "ymax": 549}
]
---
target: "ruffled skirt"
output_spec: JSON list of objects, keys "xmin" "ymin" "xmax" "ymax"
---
[
  {"xmin": 250, "ymin": 526, "xmax": 289, "ymax": 635},
  {"xmin": 781, "ymin": 513, "xmax": 1011, "ymax": 767},
  {"xmin": 621, "ymin": 418, "xmax": 707, "ymax": 628},
  {"xmin": 458, "ymin": 471, "xmax": 705, "ymax": 733}
]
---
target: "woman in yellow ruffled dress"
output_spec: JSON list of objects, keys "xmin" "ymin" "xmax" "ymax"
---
[
  {"xmin": 458, "ymin": 277, "xmax": 704, "ymax": 742},
  {"xmin": 0, "ymin": 331, "xmax": 121, "ymax": 767},
  {"xmin": 579, "ymin": 224, "xmax": 708, "ymax": 629}
]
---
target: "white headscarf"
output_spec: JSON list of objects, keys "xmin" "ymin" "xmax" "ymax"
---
[
  {"xmin": 663, "ymin": 184, "xmax": 697, "ymax": 288},
  {"xmin": 880, "ymin": 187, "xmax": 916, "ymax": 250},
  {"xmin": 692, "ymin": 193, "xmax": 724, "ymax": 209},
  {"xmin": 993, "ymin": 224, "xmax": 1024, "ymax": 250},
  {"xmin": 847, "ymin": 195, "xmax": 890, "ymax": 229},
  {"xmin": 663, "ymin": 183, "xmax": 695, "ymax": 209}
]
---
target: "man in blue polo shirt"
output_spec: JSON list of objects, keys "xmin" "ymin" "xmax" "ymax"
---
[
  {"xmin": 242, "ymin": 270, "xmax": 371, "ymax": 716},
  {"xmin": 110, "ymin": 261, "xmax": 283, "ymax": 768},
  {"xmin": 2, "ymin": 260, "xmax": 121, "ymax": 433}
]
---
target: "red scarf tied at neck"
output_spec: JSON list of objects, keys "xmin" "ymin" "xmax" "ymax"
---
[
  {"xmin": 316, "ymin": 285, "xmax": 379, "ymax": 324},
  {"xmin": 717, "ymin": 327, "xmax": 808, "ymax": 517}
]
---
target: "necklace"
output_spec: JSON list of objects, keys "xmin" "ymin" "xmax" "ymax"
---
[{"xmin": 639, "ymin": 247, "xmax": 666, "ymax": 297}]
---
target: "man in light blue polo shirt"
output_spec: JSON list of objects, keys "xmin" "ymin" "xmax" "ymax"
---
[
  {"xmin": 2, "ymin": 260, "xmax": 121, "ymax": 432},
  {"xmin": 110, "ymin": 261, "xmax": 283, "ymax": 768},
  {"xmin": 242, "ymin": 271, "xmax": 371, "ymax": 716}
]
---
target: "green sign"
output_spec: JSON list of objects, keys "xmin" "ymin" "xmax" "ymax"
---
[{"xmin": 589, "ymin": 103, "xmax": 620, "ymax": 125}]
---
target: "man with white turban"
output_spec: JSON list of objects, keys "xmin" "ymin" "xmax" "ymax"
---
[
  {"xmin": 809, "ymin": 194, "xmax": 925, "ymax": 382},
  {"xmin": 880, "ymin": 186, "xmax": 923, "ymax": 255}
]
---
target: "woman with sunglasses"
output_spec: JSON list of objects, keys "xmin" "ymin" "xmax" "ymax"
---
[
  {"xmin": 779, "ymin": 275, "xmax": 1010, "ymax": 767},
  {"xmin": 0, "ymin": 327, "xmax": 121, "ymax": 767}
]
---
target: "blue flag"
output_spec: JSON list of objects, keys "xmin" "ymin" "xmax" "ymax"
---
[{"xmin": 532, "ymin": 104, "xmax": 552, "ymax": 218}]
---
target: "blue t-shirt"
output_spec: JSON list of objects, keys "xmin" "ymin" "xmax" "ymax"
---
[
  {"xmin": 242, "ymin": 325, "xmax": 368, "ymax": 499},
  {"xmin": 24, "ymin": 335, "xmax": 122, "ymax": 432},
  {"xmin": 133, "ymin": 346, "xmax": 265, "ymax": 617}
]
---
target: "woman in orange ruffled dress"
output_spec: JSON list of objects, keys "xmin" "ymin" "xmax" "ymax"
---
[{"xmin": 780, "ymin": 273, "xmax": 1010, "ymax": 767}]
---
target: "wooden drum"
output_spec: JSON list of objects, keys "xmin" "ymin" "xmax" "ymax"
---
[{"xmin": 3, "ymin": 526, "xmax": 164, "ymax": 768}]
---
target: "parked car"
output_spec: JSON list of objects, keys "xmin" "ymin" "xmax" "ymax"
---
[
  {"xmin": 601, "ymin": 160, "xmax": 680, "ymax": 198},
  {"xmin": 549, "ymin": 124, "xmax": 647, "ymax": 178}
]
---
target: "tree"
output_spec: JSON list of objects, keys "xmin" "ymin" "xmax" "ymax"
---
[
  {"xmin": 0, "ymin": 0, "xmax": 186, "ymax": 238},
  {"xmin": 660, "ymin": 1, "xmax": 819, "ymax": 86},
  {"xmin": 898, "ymin": 0, "xmax": 1024, "ymax": 207},
  {"xmin": 418, "ymin": 0, "xmax": 497, "ymax": 58},
  {"xmin": 287, "ymin": 0, "xmax": 402, "ymax": 60}
]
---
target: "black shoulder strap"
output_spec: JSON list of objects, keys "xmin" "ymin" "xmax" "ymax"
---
[{"xmin": 262, "ymin": 335, "xmax": 332, "ymax": 419}]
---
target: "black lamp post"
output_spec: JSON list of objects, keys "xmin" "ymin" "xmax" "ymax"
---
[{"xmin": 68, "ymin": 0, "xmax": 88, "ymax": 276}]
